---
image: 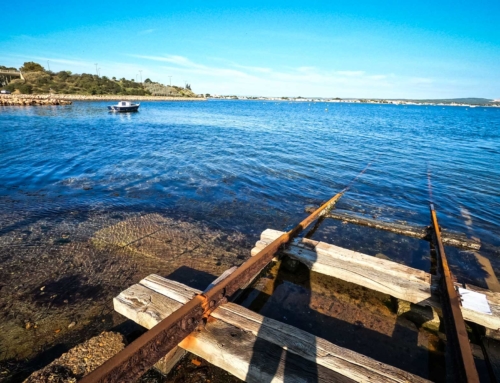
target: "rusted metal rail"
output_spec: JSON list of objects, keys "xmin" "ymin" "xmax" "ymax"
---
[
  {"xmin": 430, "ymin": 204, "xmax": 479, "ymax": 383},
  {"xmin": 80, "ymin": 191, "xmax": 346, "ymax": 383}
]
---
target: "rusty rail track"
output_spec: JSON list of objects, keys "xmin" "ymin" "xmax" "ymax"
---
[
  {"xmin": 78, "ymin": 153, "xmax": 486, "ymax": 383},
  {"xmin": 430, "ymin": 204, "xmax": 479, "ymax": 382},
  {"xmin": 80, "ymin": 191, "xmax": 346, "ymax": 382}
]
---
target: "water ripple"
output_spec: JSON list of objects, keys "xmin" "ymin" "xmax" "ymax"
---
[{"xmin": 1, "ymin": 100, "xmax": 499, "ymax": 247}]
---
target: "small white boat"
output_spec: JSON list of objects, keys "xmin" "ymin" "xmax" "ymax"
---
[{"xmin": 108, "ymin": 101, "xmax": 140, "ymax": 112}]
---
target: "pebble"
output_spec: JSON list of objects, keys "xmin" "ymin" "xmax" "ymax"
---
[
  {"xmin": 68, "ymin": 321, "xmax": 76, "ymax": 329},
  {"xmin": 191, "ymin": 359, "xmax": 201, "ymax": 366}
]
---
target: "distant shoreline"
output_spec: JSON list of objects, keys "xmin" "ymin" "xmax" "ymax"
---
[{"xmin": 209, "ymin": 96, "xmax": 499, "ymax": 107}]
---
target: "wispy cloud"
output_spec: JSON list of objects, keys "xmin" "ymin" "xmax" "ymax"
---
[
  {"xmin": 131, "ymin": 54, "xmax": 407, "ymax": 96},
  {"xmin": 131, "ymin": 54, "xmax": 257, "ymax": 80},
  {"xmin": 409, "ymin": 77, "xmax": 433, "ymax": 84},
  {"xmin": 231, "ymin": 63, "xmax": 272, "ymax": 73},
  {"xmin": 5, "ymin": 51, "xmax": 448, "ymax": 98},
  {"xmin": 138, "ymin": 29, "xmax": 156, "ymax": 35},
  {"xmin": 32, "ymin": 57, "xmax": 92, "ymax": 67},
  {"xmin": 3, "ymin": 54, "xmax": 94, "ymax": 71},
  {"xmin": 336, "ymin": 70, "xmax": 366, "ymax": 77}
]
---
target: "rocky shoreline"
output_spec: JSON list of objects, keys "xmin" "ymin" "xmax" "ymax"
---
[
  {"xmin": 0, "ymin": 95, "xmax": 72, "ymax": 106},
  {"xmin": 0, "ymin": 210, "xmax": 251, "ymax": 382},
  {"xmin": 0, "ymin": 94, "xmax": 205, "ymax": 106},
  {"xmin": 51, "ymin": 94, "xmax": 206, "ymax": 101}
]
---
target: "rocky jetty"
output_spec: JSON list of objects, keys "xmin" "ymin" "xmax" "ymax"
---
[
  {"xmin": 54, "ymin": 94, "xmax": 205, "ymax": 101},
  {"xmin": 1, "ymin": 94, "xmax": 205, "ymax": 104},
  {"xmin": 0, "ymin": 94, "xmax": 72, "ymax": 106}
]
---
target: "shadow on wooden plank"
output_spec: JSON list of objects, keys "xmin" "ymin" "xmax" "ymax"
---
[{"xmin": 165, "ymin": 266, "xmax": 217, "ymax": 291}]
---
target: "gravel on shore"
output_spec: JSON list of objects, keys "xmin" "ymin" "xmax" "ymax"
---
[{"xmin": 23, "ymin": 331, "xmax": 126, "ymax": 383}]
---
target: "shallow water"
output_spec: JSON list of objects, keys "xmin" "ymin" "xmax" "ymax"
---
[{"xmin": 1, "ymin": 100, "xmax": 499, "ymax": 263}]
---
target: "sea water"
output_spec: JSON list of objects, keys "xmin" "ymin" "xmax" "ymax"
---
[{"xmin": 1, "ymin": 100, "xmax": 499, "ymax": 279}]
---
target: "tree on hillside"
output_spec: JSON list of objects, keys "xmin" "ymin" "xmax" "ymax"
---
[
  {"xmin": 144, "ymin": 78, "xmax": 152, "ymax": 83},
  {"xmin": 57, "ymin": 71, "xmax": 70, "ymax": 81},
  {"xmin": 6, "ymin": 83, "xmax": 33, "ymax": 94},
  {"xmin": 186, "ymin": 83, "xmax": 191, "ymax": 90},
  {"xmin": 20, "ymin": 62, "xmax": 45, "ymax": 72}
]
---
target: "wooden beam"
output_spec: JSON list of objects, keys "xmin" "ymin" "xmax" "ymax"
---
[
  {"xmin": 154, "ymin": 346, "xmax": 186, "ymax": 375},
  {"xmin": 203, "ymin": 266, "xmax": 238, "ymax": 292},
  {"xmin": 211, "ymin": 303, "xmax": 429, "ymax": 383},
  {"xmin": 114, "ymin": 275, "xmax": 430, "ymax": 383},
  {"xmin": 304, "ymin": 207, "xmax": 480, "ymax": 250},
  {"xmin": 252, "ymin": 229, "xmax": 500, "ymax": 330}
]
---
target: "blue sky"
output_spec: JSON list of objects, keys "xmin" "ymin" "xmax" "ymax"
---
[{"xmin": 1, "ymin": 1, "xmax": 499, "ymax": 98}]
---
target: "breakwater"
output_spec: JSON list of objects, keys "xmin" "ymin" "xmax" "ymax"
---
[
  {"xmin": 52, "ymin": 94, "xmax": 206, "ymax": 101},
  {"xmin": 0, "ymin": 94, "xmax": 72, "ymax": 106},
  {"xmin": 0, "ymin": 94, "xmax": 205, "ymax": 105}
]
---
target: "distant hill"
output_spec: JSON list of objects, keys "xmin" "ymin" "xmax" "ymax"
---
[
  {"xmin": 0, "ymin": 61, "xmax": 198, "ymax": 97},
  {"xmin": 143, "ymin": 81, "xmax": 198, "ymax": 97}
]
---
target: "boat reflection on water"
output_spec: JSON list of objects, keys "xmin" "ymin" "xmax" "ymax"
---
[{"xmin": 118, "ymin": 112, "xmax": 133, "ymax": 121}]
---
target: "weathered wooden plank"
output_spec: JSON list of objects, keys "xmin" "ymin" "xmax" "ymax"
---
[
  {"xmin": 203, "ymin": 266, "xmax": 238, "ymax": 293},
  {"xmin": 115, "ymin": 283, "xmax": 347, "ymax": 382},
  {"xmin": 115, "ymin": 276, "xmax": 430, "ymax": 382},
  {"xmin": 180, "ymin": 317, "xmax": 355, "ymax": 383},
  {"xmin": 288, "ymin": 244, "xmax": 432, "ymax": 304},
  {"xmin": 142, "ymin": 271, "xmax": 235, "ymax": 375},
  {"xmin": 304, "ymin": 207, "xmax": 481, "ymax": 250},
  {"xmin": 154, "ymin": 346, "xmax": 187, "ymax": 375},
  {"xmin": 463, "ymin": 284, "xmax": 500, "ymax": 331},
  {"xmin": 253, "ymin": 229, "xmax": 500, "ymax": 330},
  {"xmin": 113, "ymin": 284, "xmax": 183, "ymax": 328},
  {"xmin": 213, "ymin": 303, "xmax": 429, "ymax": 383},
  {"xmin": 140, "ymin": 274, "xmax": 200, "ymax": 302},
  {"xmin": 253, "ymin": 230, "xmax": 433, "ymax": 304}
]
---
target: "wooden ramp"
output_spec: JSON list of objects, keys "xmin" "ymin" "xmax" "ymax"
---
[
  {"xmin": 252, "ymin": 229, "xmax": 500, "ymax": 331},
  {"xmin": 115, "ymin": 274, "xmax": 430, "ymax": 383},
  {"xmin": 303, "ymin": 207, "xmax": 481, "ymax": 250},
  {"xmin": 113, "ymin": 229, "xmax": 500, "ymax": 382}
]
